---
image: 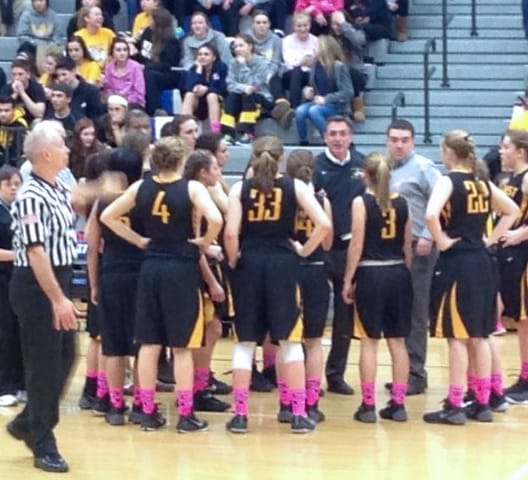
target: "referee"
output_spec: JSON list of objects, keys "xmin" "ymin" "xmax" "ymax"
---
[{"xmin": 6, "ymin": 121, "xmax": 78, "ymax": 473}]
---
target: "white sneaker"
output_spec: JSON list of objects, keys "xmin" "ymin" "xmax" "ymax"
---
[
  {"xmin": 16, "ymin": 390, "xmax": 27, "ymax": 403},
  {"xmin": 0, "ymin": 394, "xmax": 18, "ymax": 407}
]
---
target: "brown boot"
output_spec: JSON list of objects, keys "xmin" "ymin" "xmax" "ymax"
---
[
  {"xmin": 395, "ymin": 15, "xmax": 409, "ymax": 42},
  {"xmin": 271, "ymin": 99, "xmax": 291, "ymax": 121},
  {"xmin": 351, "ymin": 97, "xmax": 366, "ymax": 122}
]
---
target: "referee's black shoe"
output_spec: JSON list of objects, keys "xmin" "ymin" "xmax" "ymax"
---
[
  {"xmin": 6, "ymin": 420, "xmax": 34, "ymax": 451},
  {"xmin": 193, "ymin": 390, "xmax": 231, "ymax": 412},
  {"xmin": 327, "ymin": 378, "xmax": 354, "ymax": 395},
  {"xmin": 385, "ymin": 377, "xmax": 427, "ymax": 396},
  {"xmin": 34, "ymin": 453, "xmax": 69, "ymax": 473}
]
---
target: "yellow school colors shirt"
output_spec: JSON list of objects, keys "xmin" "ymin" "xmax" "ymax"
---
[{"xmin": 75, "ymin": 27, "xmax": 116, "ymax": 67}]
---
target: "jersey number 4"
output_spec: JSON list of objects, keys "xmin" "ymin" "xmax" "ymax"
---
[
  {"xmin": 247, "ymin": 188, "xmax": 283, "ymax": 222},
  {"xmin": 152, "ymin": 191, "xmax": 170, "ymax": 224}
]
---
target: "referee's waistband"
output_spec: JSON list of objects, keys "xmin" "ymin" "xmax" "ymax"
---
[
  {"xmin": 14, "ymin": 265, "xmax": 72, "ymax": 273},
  {"xmin": 358, "ymin": 259, "xmax": 405, "ymax": 267}
]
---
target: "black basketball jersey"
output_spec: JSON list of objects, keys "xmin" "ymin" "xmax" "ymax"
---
[
  {"xmin": 136, "ymin": 175, "xmax": 199, "ymax": 259},
  {"xmin": 98, "ymin": 200, "xmax": 144, "ymax": 260},
  {"xmin": 440, "ymin": 171, "xmax": 491, "ymax": 250},
  {"xmin": 360, "ymin": 192, "xmax": 408, "ymax": 261},
  {"xmin": 240, "ymin": 175, "xmax": 296, "ymax": 252},
  {"xmin": 501, "ymin": 168, "xmax": 528, "ymax": 228},
  {"xmin": 292, "ymin": 192, "xmax": 325, "ymax": 262}
]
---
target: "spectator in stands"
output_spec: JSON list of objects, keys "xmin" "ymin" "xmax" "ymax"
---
[
  {"xmin": 124, "ymin": 108, "xmax": 151, "ymax": 137},
  {"xmin": 44, "ymin": 82, "xmax": 79, "ymax": 138},
  {"xmin": 248, "ymin": 9, "xmax": 294, "ymax": 129},
  {"xmin": 388, "ymin": 0, "xmax": 408, "ymax": 41},
  {"xmin": 16, "ymin": 0, "xmax": 62, "ymax": 47},
  {"xmin": 68, "ymin": 0, "xmax": 115, "ymax": 40},
  {"xmin": 181, "ymin": 11, "xmax": 232, "ymax": 70},
  {"xmin": 344, "ymin": 0, "xmax": 393, "ymax": 41},
  {"xmin": 1, "ymin": 57, "xmax": 45, "ymax": 124},
  {"xmin": 132, "ymin": 0, "xmax": 160, "ymax": 39},
  {"xmin": 295, "ymin": 0, "xmax": 344, "ymax": 35},
  {"xmin": 38, "ymin": 46, "xmax": 63, "ymax": 100},
  {"xmin": 295, "ymin": 35, "xmax": 354, "ymax": 145},
  {"xmin": 330, "ymin": 10, "xmax": 367, "ymax": 121},
  {"xmin": 134, "ymin": 8, "xmax": 182, "ymax": 115},
  {"xmin": 75, "ymin": 5, "xmax": 116, "ymax": 66},
  {"xmin": 97, "ymin": 93, "xmax": 128, "ymax": 146},
  {"xmin": 0, "ymin": 96, "xmax": 27, "ymax": 167},
  {"xmin": 103, "ymin": 37, "xmax": 145, "ymax": 106},
  {"xmin": 282, "ymin": 12, "xmax": 318, "ymax": 109},
  {"xmin": 69, "ymin": 117, "xmax": 104, "ymax": 180},
  {"xmin": 182, "ymin": 44, "xmax": 227, "ymax": 134},
  {"xmin": 55, "ymin": 55, "xmax": 105, "ymax": 121},
  {"xmin": 187, "ymin": 0, "xmax": 225, "ymax": 32},
  {"xmin": 220, "ymin": 33, "xmax": 272, "ymax": 145},
  {"xmin": 236, "ymin": 0, "xmax": 288, "ymax": 32},
  {"xmin": 67, "ymin": 35, "xmax": 102, "ymax": 85}
]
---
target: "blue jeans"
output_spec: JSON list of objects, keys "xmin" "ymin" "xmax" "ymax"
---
[{"xmin": 295, "ymin": 101, "xmax": 339, "ymax": 141}]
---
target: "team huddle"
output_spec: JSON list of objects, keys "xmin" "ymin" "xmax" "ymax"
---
[{"xmin": 4, "ymin": 116, "xmax": 528, "ymax": 472}]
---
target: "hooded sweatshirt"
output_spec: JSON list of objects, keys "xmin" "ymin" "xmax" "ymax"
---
[
  {"xmin": 248, "ymin": 30, "xmax": 282, "ymax": 77},
  {"xmin": 17, "ymin": 5, "xmax": 62, "ymax": 45},
  {"xmin": 182, "ymin": 28, "xmax": 232, "ymax": 69}
]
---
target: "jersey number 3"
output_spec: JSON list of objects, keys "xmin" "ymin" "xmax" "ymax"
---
[
  {"xmin": 152, "ymin": 191, "xmax": 170, "ymax": 224},
  {"xmin": 247, "ymin": 188, "xmax": 283, "ymax": 222},
  {"xmin": 381, "ymin": 208, "xmax": 396, "ymax": 239}
]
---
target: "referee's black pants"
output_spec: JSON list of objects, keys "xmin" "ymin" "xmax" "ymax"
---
[
  {"xmin": 324, "ymin": 248, "xmax": 353, "ymax": 383},
  {"xmin": 9, "ymin": 267, "xmax": 76, "ymax": 457},
  {"xmin": 0, "ymin": 271, "xmax": 24, "ymax": 396}
]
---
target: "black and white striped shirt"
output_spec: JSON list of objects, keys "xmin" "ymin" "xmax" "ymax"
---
[{"xmin": 11, "ymin": 173, "xmax": 77, "ymax": 267}]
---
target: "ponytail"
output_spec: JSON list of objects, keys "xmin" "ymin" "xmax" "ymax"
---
[{"xmin": 364, "ymin": 152, "xmax": 392, "ymax": 212}]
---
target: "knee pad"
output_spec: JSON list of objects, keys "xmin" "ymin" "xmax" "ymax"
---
[
  {"xmin": 279, "ymin": 340, "xmax": 304, "ymax": 363},
  {"xmin": 232, "ymin": 342, "xmax": 256, "ymax": 371}
]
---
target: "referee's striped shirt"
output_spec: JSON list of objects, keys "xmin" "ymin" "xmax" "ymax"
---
[{"xmin": 11, "ymin": 173, "xmax": 77, "ymax": 267}]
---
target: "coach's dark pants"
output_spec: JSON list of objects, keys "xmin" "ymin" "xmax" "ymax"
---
[
  {"xmin": 325, "ymin": 248, "xmax": 353, "ymax": 383},
  {"xmin": 9, "ymin": 267, "xmax": 76, "ymax": 457},
  {"xmin": 406, "ymin": 245, "xmax": 437, "ymax": 384},
  {"xmin": 0, "ymin": 271, "xmax": 24, "ymax": 396}
]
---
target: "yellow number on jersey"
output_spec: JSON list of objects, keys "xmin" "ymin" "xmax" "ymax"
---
[
  {"xmin": 381, "ymin": 208, "xmax": 396, "ymax": 239},
  {"xmin": 464, "ymin": 181, "xmax": 489, "ymax": 214},
  {"xmin": 247, "ymin": 188, "xmax": 283, "ymax": 222},
  {"xmin": 152, "ymin": 191, "xmax": 170, "ymax": 224}
]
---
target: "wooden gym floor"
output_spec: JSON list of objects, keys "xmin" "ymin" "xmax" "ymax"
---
[{"xmin": 1, "ymin": 330, "xmax": 528, "ymax": 480}]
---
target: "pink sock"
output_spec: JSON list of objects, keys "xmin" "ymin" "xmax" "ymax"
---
[
  {"xmin": 193, "ymin": 368, "xmax": 210, "ymax": 394},
  {"xmin": 133, "ymin": 385, "xmax": 142, "ymax": 407},
  {"xmin": 448, "ymin": 385, "xmax": 464, "ymax": 407},
  {"xmin": 491, "ymin": 372, "xmax": 503, "ymax": 395},
  {"xmin": 96, "ymin": 371, "xmax": 108, "ymax": 399},
  {"xmin": 263, "ymin": 352, "xmax": 275, "ymax": 370},
  {"xmin": 177, "ymin": 390, "xmax": 193, "ymax": 416},
  {"xmin": 467, "ymin": 373, "xmax": 477, "ymax": 394},
  {"xmin": 475, "ymin": 377, "xmax": 491, "ymax": 405},
  {"xmin": 290, "ymin": 388, "xmax": 306, "ymax": 416},
  {"xmin": 234, "ymin": 388, "xmax": 249, "ymax": 416},
  {"xmin": 277, "ymin": 378, "xmax": 291, "ymax": 406},
  {"xmin": 306, "ymin": 377, "xmax": 321, "ymax": 407},
  {"xmin": 361, "ymin": 382, "xmax": 375, "ymax": 406},
  {"xmin": 210, "ymin": 121, "xmax": 221, "ymax": 133},
  {"xmin": 141, "ymin": 388, "xmax": 155, "ymax": 414},
  {"xmin": 391, "ymin": 382, "xmax": 407, "ymax": 405},
  {"xmin": 109, "ymin": 387, "xmax": 124, "ymax": 408},
  {"xmin": 520, "ymin": 361, "xmax": 528, "ymax": 380}
]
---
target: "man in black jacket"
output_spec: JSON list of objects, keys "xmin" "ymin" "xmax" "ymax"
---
[
  {"xmin": 313, "ymin": 115, "xmax": 365, "ymax": 395},
  {"xmin": 55, "ymin": 56, "xmax": 105, "ymax": 122}
]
